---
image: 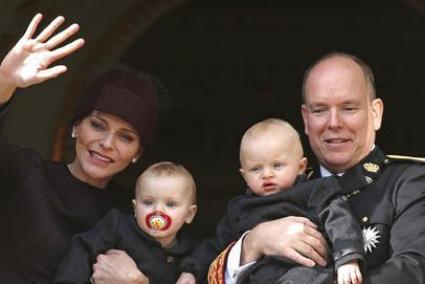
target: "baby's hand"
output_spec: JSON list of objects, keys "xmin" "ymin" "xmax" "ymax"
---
[
  {"xmin": 176, "ymin": 272, "xmax": 196, "ymax": 284},
  {"xmin": 337, "ymin": 260, "xmax": 362, "ymax": 284}
]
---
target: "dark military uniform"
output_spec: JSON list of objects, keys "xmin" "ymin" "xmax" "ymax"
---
[
  {"xmin": 243, "ymin": 146, "xmax": 425, "ymax": 283},
  {"xmin": 338, "ymin": 147, "xmax": 425, "ymax": 283},
  {"xmin": 55, "ymin": 209, "xmax": 195, "ymax": 284}
]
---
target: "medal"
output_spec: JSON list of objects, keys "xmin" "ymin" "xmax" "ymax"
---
[{"xmin": 362, "ymin": 226, "xmax": 381, "ymax": 253}]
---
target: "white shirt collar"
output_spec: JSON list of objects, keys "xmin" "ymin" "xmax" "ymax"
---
[
  {"xmin": 319, "ymin": 166, "xmax": 343, "ymax": 177},
  {"xmin": 319, "ymin": 145, "xmax": 376, "ymax": 177}
]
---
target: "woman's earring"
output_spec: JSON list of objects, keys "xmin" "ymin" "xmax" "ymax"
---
[
  {"xmin": 71, "ymin": 129, "xmax": 76, "ymax": 138},
  {"xmin": 132, "ymin": 157, "xmax": 138, "ymax": 164}
]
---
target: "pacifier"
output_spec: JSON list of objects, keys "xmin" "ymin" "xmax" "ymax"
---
[{"xmin": 146, "ymin": 212, "xmax": 172, "ymax": 231}]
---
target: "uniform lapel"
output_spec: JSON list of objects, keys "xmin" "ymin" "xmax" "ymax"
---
[{"xmin": 310, "ymin": 147, "xmax": 388, "ymax": 197}]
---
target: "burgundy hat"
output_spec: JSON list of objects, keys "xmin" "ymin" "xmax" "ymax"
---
[{"xmin": 73, "ymin": 68, "xmax": 160, "ymax": 147}]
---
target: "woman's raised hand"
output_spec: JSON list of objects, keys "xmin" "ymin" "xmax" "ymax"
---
[{"xmin": 0, "ymin": 13, "xmax": 84, "ymax": 93}]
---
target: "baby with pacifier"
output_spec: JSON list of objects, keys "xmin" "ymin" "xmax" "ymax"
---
[{"xmin": 55, "ymin": 161, "xmax": 198, "ymax": 284}]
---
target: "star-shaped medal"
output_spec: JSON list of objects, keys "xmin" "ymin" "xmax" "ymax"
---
[{"xmin": 362, "ymin": 226, "xmax": 381, "ymax": 253}]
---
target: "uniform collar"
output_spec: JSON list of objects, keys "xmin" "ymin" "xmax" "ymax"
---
[{"xmin": 316, "ymin": 146, "xmax": 387, "ymax": 195}]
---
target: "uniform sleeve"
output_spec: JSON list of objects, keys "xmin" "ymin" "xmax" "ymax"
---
[
  {"xmin": 308, "ymin": 177, "xmax": 364, "ymax": 270},
  {"xmin": 319, "ymin": 197, "xmax": 365, "ymax": 271},
  {"xmin": 182, "ymin": 199, "xmax": 241, "ymax": 282},
  {"xmin": 208, "ymin": 241, "xmax": 237, "ymax": 284},
  {"xmin": 365, "ymin": 165, "xmax": 425, "ymax": 284},
  {"xmin": 54, "ymin": 210, "xmax": 120, "ymax": 284}
]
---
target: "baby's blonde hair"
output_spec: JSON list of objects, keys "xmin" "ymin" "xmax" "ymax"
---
[
  {"xmin": 136, "ymin": 161, "xmax": 197, "ymax": 204},
  {"xmin": 240, "ymin": 118, "xmax": 304, "ymax": 163}
]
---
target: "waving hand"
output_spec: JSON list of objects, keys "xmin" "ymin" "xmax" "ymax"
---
[{"xmin": 0, "ymin": 13, "xmax": 84, "ymax": 103}]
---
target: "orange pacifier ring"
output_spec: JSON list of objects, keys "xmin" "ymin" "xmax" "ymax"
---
[{"xmin": 146, "ymin": 212, "xmax": 172, "ymax": 231}]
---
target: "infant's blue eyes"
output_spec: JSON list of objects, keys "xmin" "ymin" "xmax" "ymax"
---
[
  {"xmin": 250, "ymin": 167, "xmax": 261, "ymax": 173},
  {"xmin": 140, "ymin": 200, "xmax": 177, "ymax": 208},
  {"xmin": 249, "ymin": 164, "xmax": 284, "ymax": 173}
]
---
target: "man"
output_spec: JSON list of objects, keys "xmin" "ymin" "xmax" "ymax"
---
[{"xmin": 209, "ymin": 52, "xmax": 425, "ymax": 283}]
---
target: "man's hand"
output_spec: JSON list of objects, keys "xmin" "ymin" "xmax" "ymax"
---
[
  {"xmin": 91, "ymin": 249, "xmax": 149, "ymax": 284},
  {"xmin": 0, "ymin": 13, "xmax": 84, "ymax": 103},
  {"xmin": 337, "ymin": 260, "xmax": 362, "ymax": 284},
  {"xmin": 241, "ymin": 216, "xmax": 328, "ymax": 267},
  {"xmin": 176, "ymin": 272, "xmax": 196, "ymax": 284}
]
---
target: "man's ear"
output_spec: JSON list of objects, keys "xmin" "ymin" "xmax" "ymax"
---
[
  {"xmin": 301, "ymin": 104, "xmax": 309, "ymax": 136},
  {"xmin": 298, "ymin": 157, "xmax": 308, "ymax": 175},
  {"xmin": 371, "ymin": 98, "xmax": 384, "ymax": 131},
  {"xmin": 185, "ymin": 205, "xmax": 198, "ymax": 224}
]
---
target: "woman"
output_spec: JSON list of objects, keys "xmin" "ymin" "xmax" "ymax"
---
[{"xmin": 0, "ymin": 14, "xmax": 163, "ymax": 283}]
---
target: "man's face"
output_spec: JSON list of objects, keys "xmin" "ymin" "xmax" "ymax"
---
[{"xmin": 301, "ymin": 56, "xmax": 383, "ymax": 173}]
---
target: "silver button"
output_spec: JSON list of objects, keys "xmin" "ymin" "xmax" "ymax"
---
[{"xmin": 166, "ymin": 256, "xmax": 174, "ymax": 263}]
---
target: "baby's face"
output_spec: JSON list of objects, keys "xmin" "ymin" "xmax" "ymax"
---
[
  {"xmin": 240, "ymin": 135, "xmax": 306, "ymax": 196},
  {"xmin": 133, "ymin": 175, "xmax": 196, "ymax": 247}
]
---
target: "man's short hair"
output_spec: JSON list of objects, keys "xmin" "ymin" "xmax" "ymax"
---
[{"xmin": 301, "ymin": 52, "xmax": 377, "ymax": 102}]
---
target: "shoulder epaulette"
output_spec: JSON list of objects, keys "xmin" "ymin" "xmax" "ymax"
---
[{"xmin": 386, "ymin": 154, "xmax": 425, "ymax": 164}]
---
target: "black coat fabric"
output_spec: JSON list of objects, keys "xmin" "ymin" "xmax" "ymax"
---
[
  {"xmin": 0, "ymin": 110, "xmax": 133, "ymax": 283},
  {"xmin": 186, "ymin": 176, "xmax": 364, "ymax": 283},
  {"xmin": 55, "ymin": 209, "xmax": 195, "ymax": 284},
  {"xmin": 248, "ymin": 147, "xmax": 425, "ymax": 284}
]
